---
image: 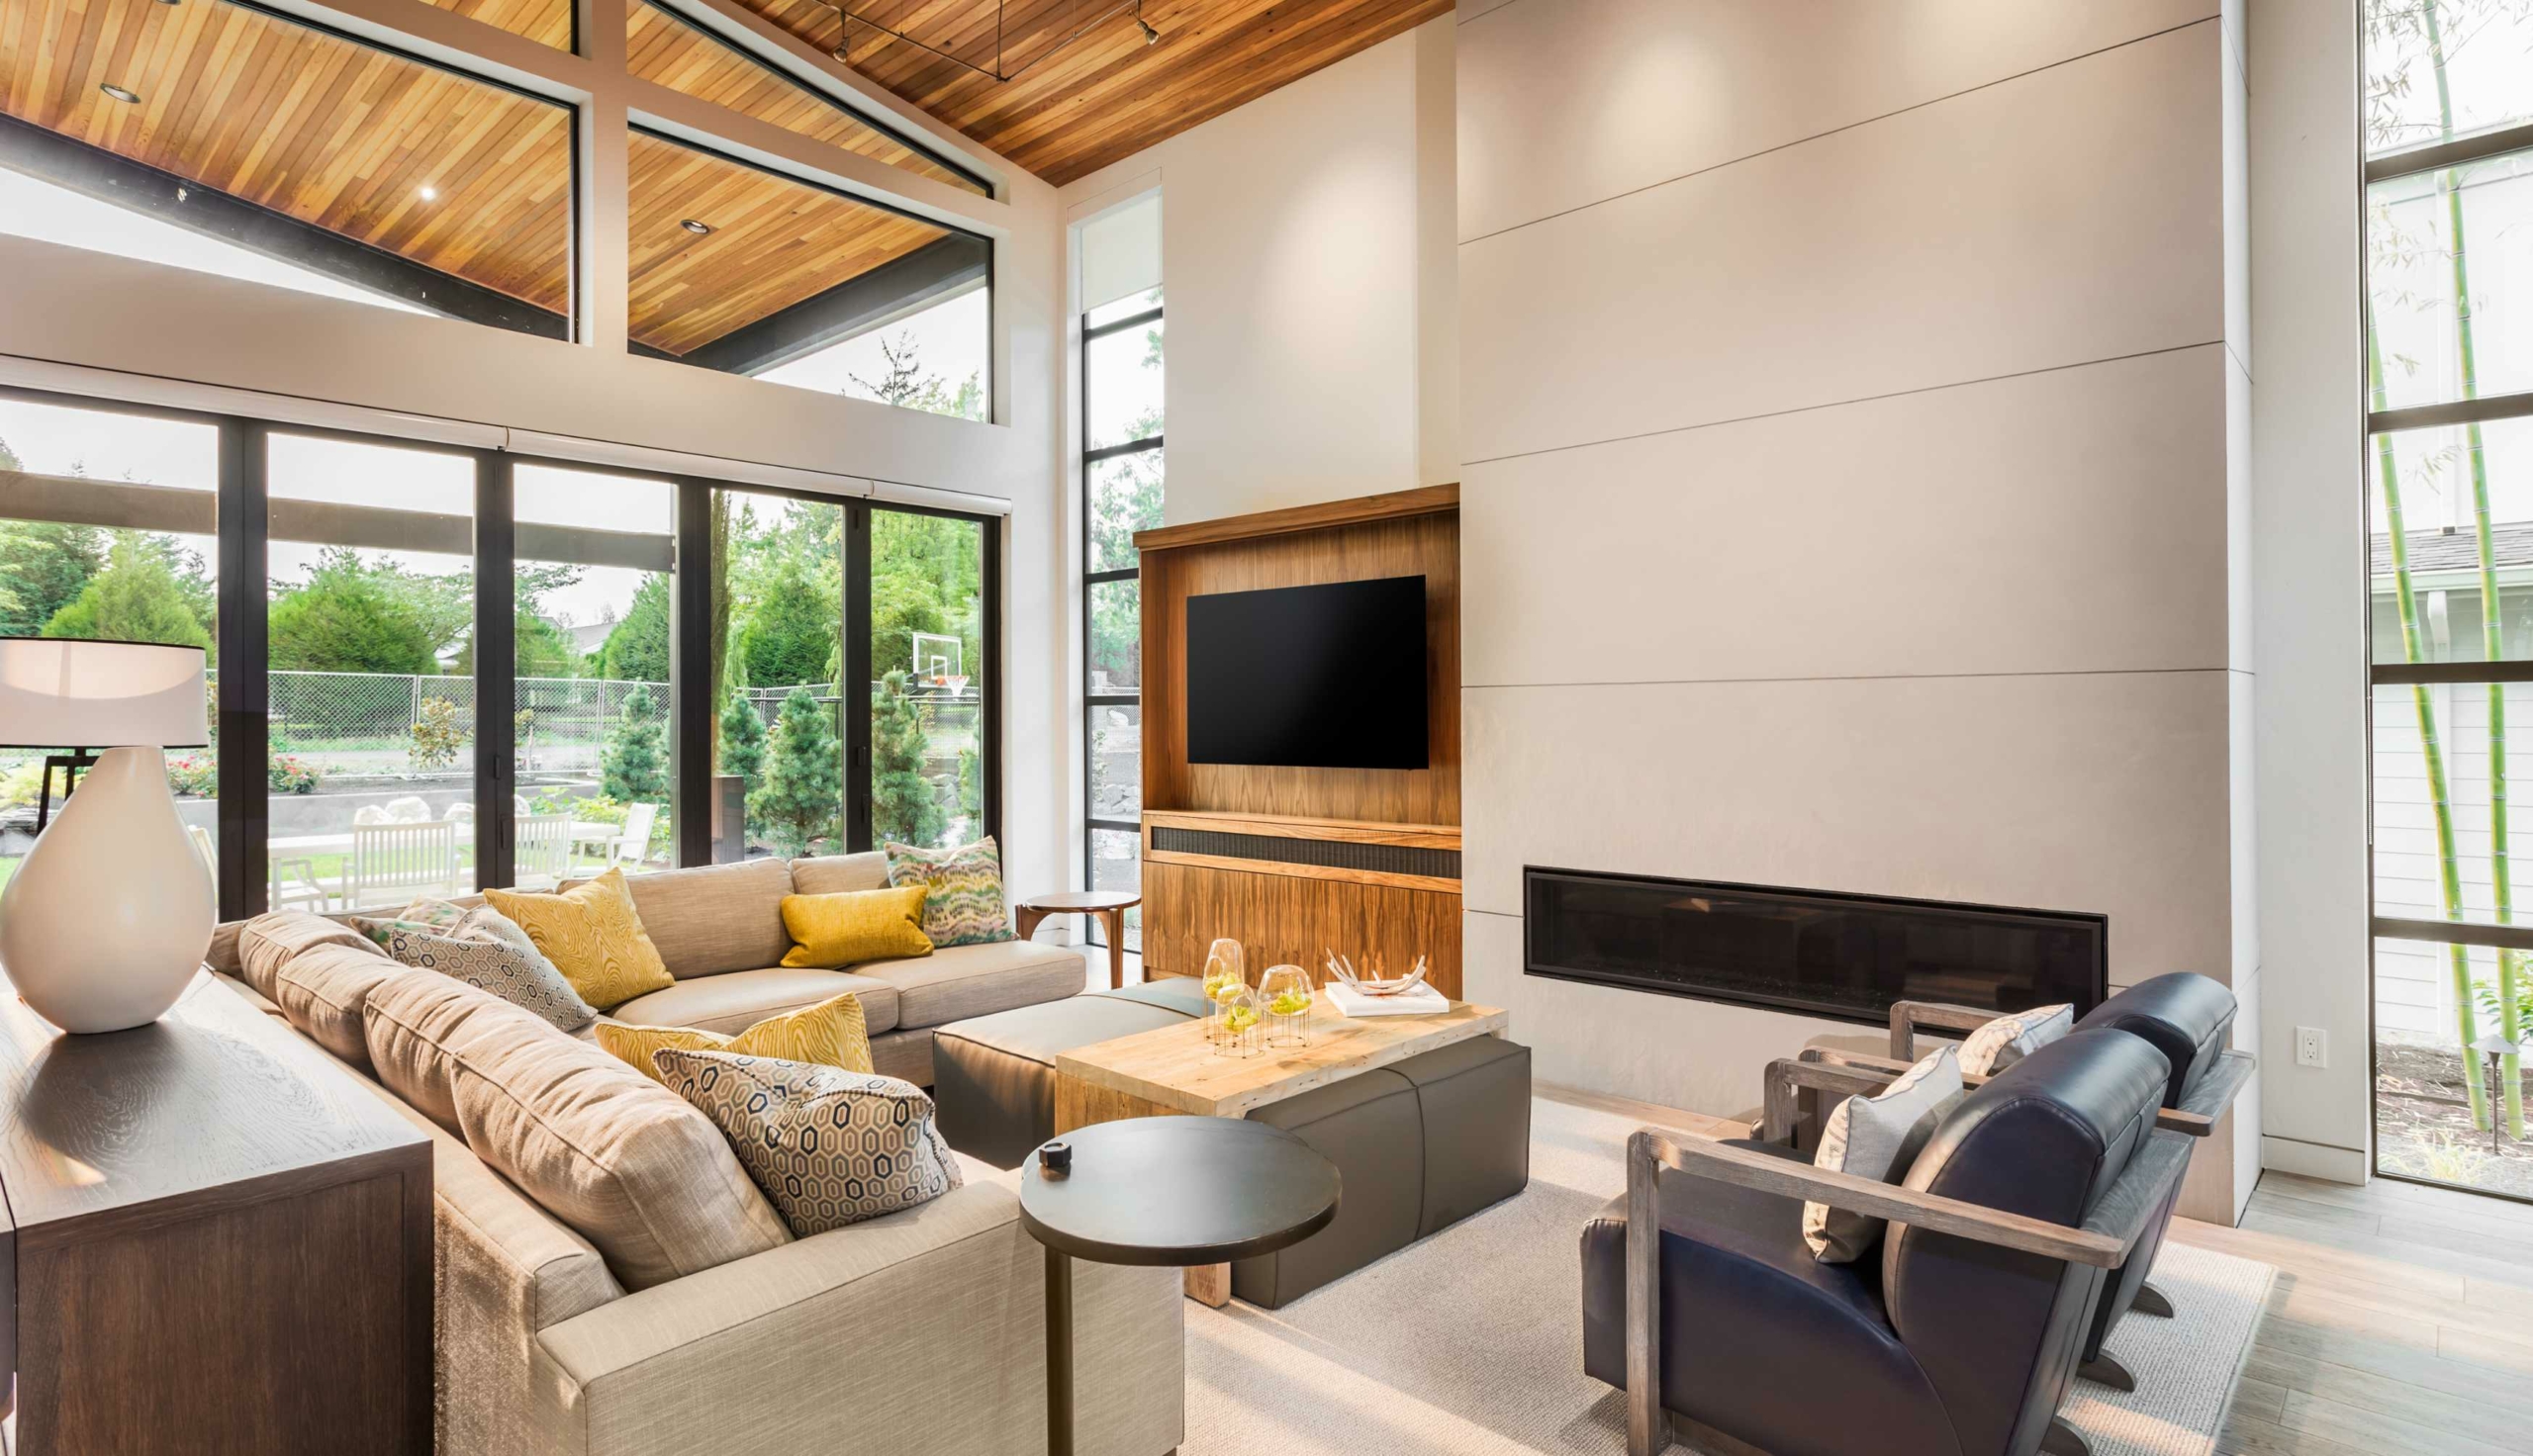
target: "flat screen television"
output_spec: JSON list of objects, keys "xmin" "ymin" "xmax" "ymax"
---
[{"xmin": 1185, "ymin": 576, "xmax": 1428, "ymax": 770}]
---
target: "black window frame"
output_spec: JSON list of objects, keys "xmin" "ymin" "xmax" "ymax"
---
[
  {"xmin": 0, "ymin": 382, "xmax": 1001, "ymax": 921},
  {"xmin": 1080, "ymin": 300, "xmax": 1163, "ymax": 950}
]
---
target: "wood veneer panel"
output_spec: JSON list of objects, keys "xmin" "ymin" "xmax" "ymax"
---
[
  {"xmin": 1142, "ymin": 506, "xmax": 1458, "ymax": 826},
  {"xmin": 1142, "ymin": 858, "xmax": 1459, "ymax": 996},
  {"xmin": 1132, "ymin": 483, "xmax": 1458, "ymax": 553}
]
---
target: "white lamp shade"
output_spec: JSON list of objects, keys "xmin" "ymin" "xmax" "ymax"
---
[{"xmin": 0, "ymin": 638, "xmax": 209, "ymax": 749}]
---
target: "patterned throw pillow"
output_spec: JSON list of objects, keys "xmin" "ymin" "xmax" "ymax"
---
[
  {"xmin": 656, "ymin": 1049, "xmax": 963, "ymax": 1234},
  {"xmin": 1958, "ymin": 1004, "xmax": 2075, "ymax": 1078},
  {"xmin": 597, "ymin": 991, "xmax": 875, "ymax": 1085},
  {"xmin": 1805, "ymin": 1046, "xmax": 1964, "ymax": 1263},
  {"xmin": 883, "ymin": 838, "xmax": 1014, "ymax": 948},
  {"xmin": 372, "ymin": 923, "xmax": 599, "ymax": 1034},
  {"xmin": 485, "ymin": 867, "xmax": 674, "ymax": 1011}
]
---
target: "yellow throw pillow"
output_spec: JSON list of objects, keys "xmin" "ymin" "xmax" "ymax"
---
[
  {"xmin": 780, "ymin": 887, "xmax": 933, "ymax": 968},
  {"xmin": 597, "ymin": 992, "xmax": 874, "ymax": 1084},
  {"xmin": 596, "ymin": 1022, "xmax": 731, "ymax": 1085},
  {"xmin": 486, "ymin": 867, "xmax": 673, "ymax": 1011}
]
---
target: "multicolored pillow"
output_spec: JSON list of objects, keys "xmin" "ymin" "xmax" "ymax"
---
[
  {"xmin": 596, "ymin": 991, "xmax": 876, "ymax": 1086},
  {"xmin": 883, "ymin": 837, "xmax": 1014, "ymax": 948},
  {"xmin": 371, "ymin": 922, "xmax": 598, "ymax": 1034},
  {"xmin": 656, "ymin": 1049, "xmax": 963, "ymax": 1234}
]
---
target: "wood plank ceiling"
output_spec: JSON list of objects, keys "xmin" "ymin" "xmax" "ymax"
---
[{"xmin": 741, "ymin": 0, "xmax": 1454, "ymax": 187}]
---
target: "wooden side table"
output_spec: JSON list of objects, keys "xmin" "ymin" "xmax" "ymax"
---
[
  {"xmin": 1014, "ymin": 890, "xmax": 1141, "ymax": 990},
  {"xmin": 0, "ymin": 972, "xmax": 431, "ymax": 1454}
]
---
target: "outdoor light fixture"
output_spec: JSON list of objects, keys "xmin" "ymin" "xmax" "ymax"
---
[
  {"xmin": 99, "ymin": 83, "xmax": 140, "ymax": 104},
  {"xmin": 830, "ymin": 0, "xmax": 1157, "ymax": 81},
  {"xmin": 681, "ymin": 219, "xmax": 713, "ymax": 235}
]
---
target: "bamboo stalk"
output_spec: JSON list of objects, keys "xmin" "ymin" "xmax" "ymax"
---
[
  {"xmin": 2373, "ymin": 321, "xmax": 2489, "ymax": 1131},
  {"xmin": 2426, "ymin": 0, "xmax": 2520, "ymax": 1136}
]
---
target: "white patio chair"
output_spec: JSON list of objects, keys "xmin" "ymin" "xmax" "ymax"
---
[
  {"xmin": 609, "ymin": 802, "xmax": 660, "ymax": 870},
  {"xmin": 515, "ymin": 813, "xmax": 575, "ymax": 889},
  {"xmin": 339, "ymin": 820, "xmax": 460, "ymax": 912},
  {"xmin": 184, "ymin": 823, "xmax": 218, "ymax": 880}
]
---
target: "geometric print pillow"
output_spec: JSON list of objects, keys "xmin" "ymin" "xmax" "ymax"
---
[
  {"xmin": 370, "ymin": 922, "xmax": 599, "ymax": 1034},
  {"xmin": 654, "ymin": 1049, "xmax": 963, "ymax": 1235},
  {"xmin": 883, "ymin": 836, "xmax": 1014, "ymax": 948},
  {"xmin": 1957, "ymin": 1003, "xmax": 2075, "ymax": 1078}
]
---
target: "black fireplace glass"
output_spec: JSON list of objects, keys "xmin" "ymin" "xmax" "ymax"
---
[{"xmin": 1523, "ymin": 868, "xmax": 2107, "ymax": 1028}]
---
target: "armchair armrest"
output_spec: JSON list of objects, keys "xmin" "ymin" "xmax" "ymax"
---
[
  {"xmin": 1756, "ymin": 1056, "xmax": 1907, "ymax": 1143},
  {"xmin": 1620, "ymin": 1124, "xmax": 2185, "ymax": 1456},
  {"xmin": 1887, "ymin": 999, "xmax": 1994, "ymax": 1058}
]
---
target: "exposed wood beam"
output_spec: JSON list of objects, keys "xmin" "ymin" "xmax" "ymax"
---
[
  {"xmin": 0, "ymin": 115, "xmax": 570, "ymax": 341},
  {"xmin": 678, "ymin": 233, "xmax": 986, "ymax": 374}
]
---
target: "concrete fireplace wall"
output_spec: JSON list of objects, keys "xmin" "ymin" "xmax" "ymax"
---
[{"xmin": 1455, "ymin": 0, "xmax": 2262, "ymax": 1222}]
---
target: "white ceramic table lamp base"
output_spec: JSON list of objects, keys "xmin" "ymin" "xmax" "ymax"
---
[
  {"xmin": 0, "ymin": 638, "xmax": 215, "ymax": 1034},
  {"xmin": 0, "ymin": 747, "xmax": 214, "ymax": 1032}
]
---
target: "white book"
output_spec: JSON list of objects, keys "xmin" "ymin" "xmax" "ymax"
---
[{"xmin": 1324, "ymin": 981, "xmax": 1451, "ymax": 1018}]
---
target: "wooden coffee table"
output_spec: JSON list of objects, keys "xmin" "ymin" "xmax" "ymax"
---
[{"xmin": 1053, "ymin": 994, "xmax": 1508, "ymax": 1305}]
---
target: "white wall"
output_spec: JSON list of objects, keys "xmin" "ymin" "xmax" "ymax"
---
[
  {"xmin": 2249, "ymin": 0, "xmax": 2371, "ymax": 1184},
  {"xmin": 1058, "ymin": 17, "xmax": 1459, "ymax": 525},
  {"xmin": 0, "ymin": 0, "xmax": 1077, "ymax": 900},
  {"xmin": 1457, "ymin": 0, "xmax": 2262, "ymax": 1221}
]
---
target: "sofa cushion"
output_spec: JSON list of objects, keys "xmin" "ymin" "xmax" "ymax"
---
[
  {"xmin": 594, "ymin": 859, "xmax": 797, "ymax": 979},
  {"xmin": 609, "ymin": 966, "xmax": 901, "ymax": 1036},
  {"xmin": 361, "ymin": 972, "xmax": 793, "ymax": 1290},
  {"xmin": 271, "ymin": 943, "xmax": 412, "ymax": 1070},
  {"xmin": 486, "ymin": 869, "xmax": 674, "ymax": 1010},
  {"xmin": 854, "ymin": 940, "xmax": 1084, "ymax": 1031},
  {"xmin": 790, "ymin": 852, "xmax": 891, "ymax": 895},
  {"xmin": 780, "ymin": 887, "xmax": 932, "ymax": 969},
  {"xmin": 236, "ymin": 910, "xmax": 386, "ymax": 1001}
]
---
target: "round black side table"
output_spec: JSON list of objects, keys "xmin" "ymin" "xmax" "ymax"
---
[{"xmin": 1018, "ymin": 1117, "xmax": 1340, "ymax": 1456}]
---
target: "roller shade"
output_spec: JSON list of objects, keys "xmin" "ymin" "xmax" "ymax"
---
[{"xmin": 1079, "ymin": 192, "xmax": 1161, "ymax": 315}]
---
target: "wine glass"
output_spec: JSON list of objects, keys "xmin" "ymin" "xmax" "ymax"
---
[
  {"xmin": 1201, "ymin": 938, "xmax": 1246, "ymax": 1047},
  {"xmin": 1260, "ymin": 964, "xmax": 1313, "ymax": 1048}
]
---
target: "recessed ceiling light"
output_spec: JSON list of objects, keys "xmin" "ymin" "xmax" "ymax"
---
[
  {"xmin": 99, "ymin": 83, "xmax": 141, "ymax": 104},
  {"xmin": 680, "ymin": 219, "xmax": 712, "ymax": 235},
  {"xmin": 418, "ymin": 185, "xmax": 438, "ymax": 201}
]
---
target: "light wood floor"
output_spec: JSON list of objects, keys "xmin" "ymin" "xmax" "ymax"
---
[{"xmin": 1535, "ymin": 1086, "xmax": 2533, "ymax": 1456}]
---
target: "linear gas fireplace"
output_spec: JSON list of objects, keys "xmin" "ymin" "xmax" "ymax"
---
[{"xmin": 1523, "ymin": 868, "xmax": 2107, "ymax": 1028}]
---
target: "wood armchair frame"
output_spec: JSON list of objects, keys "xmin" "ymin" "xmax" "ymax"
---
[{"xmin": 1622, "ymin": 1124, "xmax": 2191, "ymax": 1456}]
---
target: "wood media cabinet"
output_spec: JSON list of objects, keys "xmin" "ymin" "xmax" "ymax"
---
[{"xmin": 1133, "ymin": 485, "xmax": 1462, "ymax": 996}]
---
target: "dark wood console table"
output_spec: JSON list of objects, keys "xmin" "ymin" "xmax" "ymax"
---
[{"xmin": 0, "ymin": 972, "xmax": 430, "ymax": 1454}]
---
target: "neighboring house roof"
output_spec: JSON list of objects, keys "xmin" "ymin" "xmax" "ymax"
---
[
  {"xmin": 569, "ymin": 620, "xmax": 615, "ymax": 654},
  {"xmin": 2374, "ymin": 523, "xmax": 2533, "ymax": 578}
]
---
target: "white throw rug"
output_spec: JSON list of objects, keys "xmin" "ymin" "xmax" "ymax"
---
[{"xmin": 1182, "ymin": 1096, "xmax": 2273, "ymax": 1456}]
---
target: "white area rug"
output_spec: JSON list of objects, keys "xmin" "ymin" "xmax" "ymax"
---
[{"xmin": 1183, "ymin": 1096, "xmax": 2274, "ymax": 1456}]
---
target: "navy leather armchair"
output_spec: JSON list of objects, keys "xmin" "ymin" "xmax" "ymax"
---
[{"xmin": 1583, "ymin": 1030, "xmax": 2193, "ymax": 1456}]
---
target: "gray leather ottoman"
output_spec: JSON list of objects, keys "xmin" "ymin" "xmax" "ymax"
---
[
  {"xmin": 1233, "ymin": 1036, "xmax": 1532, "ymax": 1309},
  {"xmin": 932, "ymin": 979, "xmax": 1209, "ymax": 1168}
]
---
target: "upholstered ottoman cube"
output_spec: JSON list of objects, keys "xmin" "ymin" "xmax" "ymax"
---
[
  {"xmin": 1233, "ymin": 1035, "xmax": 1533, "ymax": 1310},
  {"xmin": 931, "ymin": 979, "xmax": 1208, "ymax": 1168}
]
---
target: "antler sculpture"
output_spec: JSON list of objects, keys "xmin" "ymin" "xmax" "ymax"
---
[{"xmin": 1322, "ymin": 950, "xmax": 1431, "ymax": 997}]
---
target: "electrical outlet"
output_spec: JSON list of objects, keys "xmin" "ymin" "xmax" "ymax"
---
[{"xmin": 2296, "ymin": 1027, "xmax": 2328, "ymax": 1068}]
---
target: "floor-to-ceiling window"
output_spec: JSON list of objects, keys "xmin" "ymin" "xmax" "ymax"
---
[
  {"xmin": 2365, "ymin": 0, "xmax": 2533, "ymax": 1195},
  {"xmin": 1078, "ymin": 194, "xmax": 1163, "ymax": 954}
]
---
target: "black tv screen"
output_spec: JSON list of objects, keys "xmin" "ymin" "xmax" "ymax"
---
[{"xmin": 1185, "ymin": 576, "xmax": 1428, "ymax": 770}]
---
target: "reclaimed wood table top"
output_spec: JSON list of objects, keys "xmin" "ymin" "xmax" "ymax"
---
[{"xmin": 1054, "ymin": 996, "xmax": 1508, "ymax": 1119}]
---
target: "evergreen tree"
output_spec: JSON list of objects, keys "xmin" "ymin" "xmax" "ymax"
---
[
  {"xmin": 601, "ymin": 684, "xmax": 670, "ymax": 805},
  {"xmin": 735, "ymin": 561, "xmax": 834, "ymax": 688},
  {"xmin": 45, "ymin": 532, "xmax": 215, "ymax": 656},
  {"xmin": 716, "ymin": 684, "xmax": 768, "ymax": 785},
  {"xmin": 751, "ymin": 687, "xmax": 841, "ymax": 857},
  {"xmin": 269, "ymin": 548, "xmax": 439, "ymax": 674},
  {"xmin": 599, "ymin": 574, "xmax": 672, "ymax": 683},
  {"xmin": 0, "ymin": 519, "xmax": 105, "ymax": 637},
  {"xmin": 871, "ymin": 671, "xmax": 943, "ymax": 848}
]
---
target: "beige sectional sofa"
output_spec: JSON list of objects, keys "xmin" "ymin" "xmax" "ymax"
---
[{"xmin": 204, "ymin": 852, "xmax": 1183, "ymax": 1456}]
